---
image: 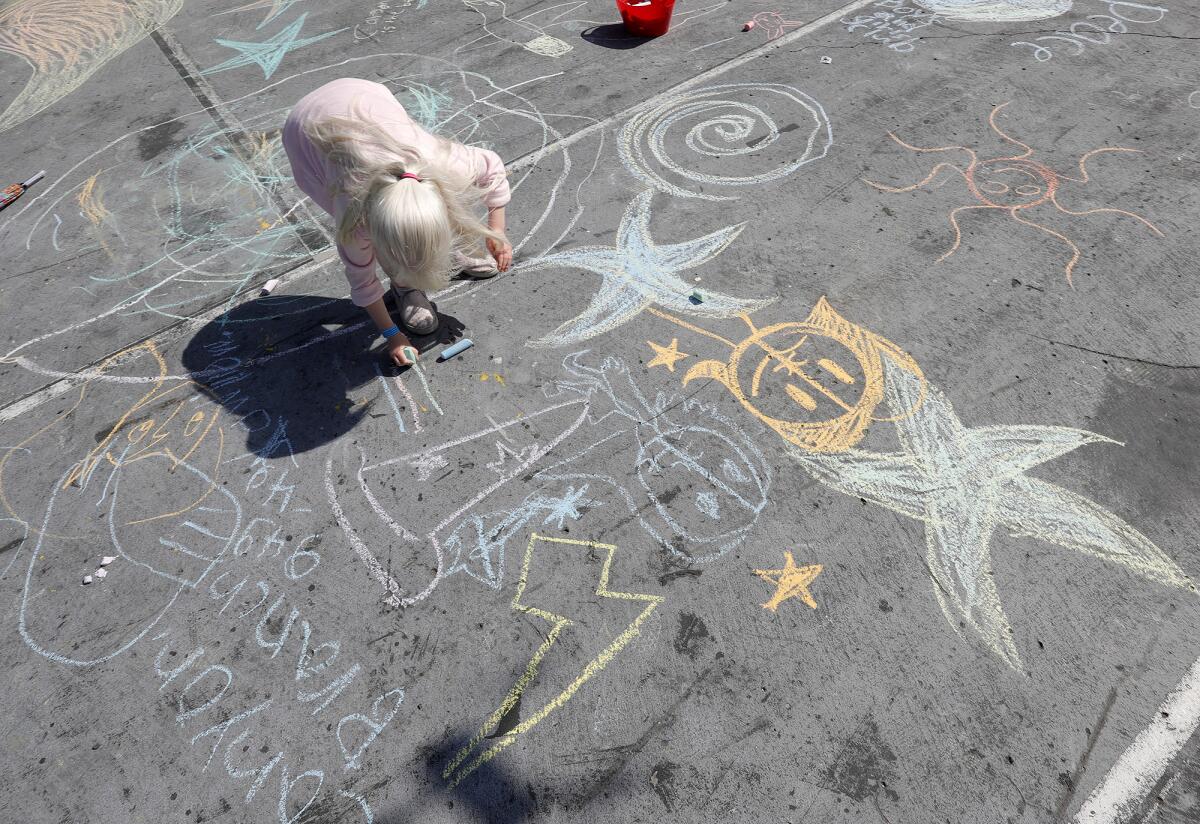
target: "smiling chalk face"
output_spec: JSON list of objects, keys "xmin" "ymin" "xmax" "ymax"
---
[
  {"xmin": 635, "ymin": 412, "xmax": 770, "ymax": 561},
  {"xmin": 683, "ymin": 297, "xmax": 924, "ymax": 453}
]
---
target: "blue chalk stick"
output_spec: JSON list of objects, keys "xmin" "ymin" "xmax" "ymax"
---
[{"xmin": 438, "ymin": 338, "xmax": 474, "ymax": 361}]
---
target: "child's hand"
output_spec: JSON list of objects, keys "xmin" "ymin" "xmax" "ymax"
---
[
  {"xmin": 487, "ymin": 236, "xmax": 513, "ymax": 272},
  {"xmin": 386, "ymin": 333, "xmax": 417, "ymax": 367}
]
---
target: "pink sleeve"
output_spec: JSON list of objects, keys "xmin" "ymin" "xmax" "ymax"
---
[
  {"xmin": 475, "ymin": 148, "xmax": 511, "ymax": 208},
  {"xmin": 339, "ymin": 224, "xmax": 387, "ymax": 307}
]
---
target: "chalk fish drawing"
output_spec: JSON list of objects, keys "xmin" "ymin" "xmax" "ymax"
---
[
  {"xmin": 744, "ymin": 11, "xmax": 807, "ymax": 40},
  {"xmin": 0, "ymin": 342, "xmax": 242, "ymax": 666},
  {"xmin": 0, "ymin": 0, "xmax": 186, "ymax": 133},
  {"xmin": 443, "ymin": 533, "xmax": 662, "ymax": 787},
  {"xmin": 457, "ymin": 0, "xmax": 573, "ymax": 58},
  {"xmin": 791, "ymin": 359, "xmax": 1191, "ymax": 669},
  {"xmin": 863, "ymin": 102, "xmax": 1164, "ymax": 283},
  {"xmin": 619, "ymin": 83, "xmax": 833, "ymax": 201},
  {"xmin": 673, "ymin": 297, "xmax": 924, "ymax": 453},
  {"xmin": 548, "ymin": 351, "xmax": 772, "ymax": 563},
  {"xmin": 519, "ymin": 190, "xmax": 774, "ymax": 348},
  {"xmin": 916, "ymin": 0, "xmax": 1071, "ymax": 21},
  {"xmin": 755, "ymin": 551, "xmax": 822, "ymax": 611},
  {"xmin": 201, "ymin": 14, "xmax": 347, "ymax": 79}
]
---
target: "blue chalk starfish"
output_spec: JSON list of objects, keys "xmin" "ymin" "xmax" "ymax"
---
[
  {"xmin": 519, "ymin": 190, "xmax": 775, "ymax": 347},
  {"xmin": 202, "ymin": 14, "xmax": 346, "ymax": 80}
]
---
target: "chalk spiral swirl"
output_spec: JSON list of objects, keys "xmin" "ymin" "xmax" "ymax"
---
[{"xmin": 618, "ymin": 83, "xmax": 832, "ymax": 201}]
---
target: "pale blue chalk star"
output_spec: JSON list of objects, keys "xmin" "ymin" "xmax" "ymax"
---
[
  {"xmin": 519, "ymin": 190, "xmax": 776, "ymax": 347},
  {"xmin": 791, "ymin": 359, "xmax": 1191, "ymax": 669},
  {"xmin": 202, "ymin": 14, "xmax": 347, "ymax": 80}
]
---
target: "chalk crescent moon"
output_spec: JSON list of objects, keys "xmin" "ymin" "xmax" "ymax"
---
[{"xmin": 0, "ymin": 0, "xmax": 186, "ymax": 134}]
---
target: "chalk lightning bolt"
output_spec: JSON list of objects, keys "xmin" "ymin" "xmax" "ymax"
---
[{"xmin": 443, "ymin": 533, "xmax": 662, "ymax": 787}]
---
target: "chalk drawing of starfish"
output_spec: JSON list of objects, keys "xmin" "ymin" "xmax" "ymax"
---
[
  {"xmin": 201, "ymin": 14, "xmax": 346, "ymax": 80},
  {"xmin": 519, "ymin": 190, "xmax": 775, "ymax": 347},
  {"xmin": 792, "ymin": 359, "xmax": 1190, "ymax": 669}
]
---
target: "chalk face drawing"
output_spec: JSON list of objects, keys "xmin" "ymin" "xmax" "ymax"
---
[
  {"xmin": 0, "ymin": 342, "xmax": 243, "ymax": 666},
  {"xmin": 0, "ymin": 0, "xmax": 186, "ymax": 133},
  {"xmin": 863, "ymin": 102, "xmax": 1165, "ymax": 283},
  {"xmin": 755, "ymin": 552, "xmax": 822, "ymax": 611},
  {"xmin": 916, "ymin": 0, "xmax": 1071, "ymax": 20},
  {"xmin": 553, "ymin": 352, "xmax": 772, "ymax": 563},
  {"xmin": 791, "ymin": 359, "xmax": 1191, "ymax": 669},
  {"xmin": 458, "ymin": 0, "xmax": 573, "ymax": 57},
  {"xmin": 619, "ymin": 83, "xmax": 832, "ymax": 201},
  {"xmin": 519, "ymin": 190, "xmax": 774, "ymax": 348},
  {"xmin": 443, "ymin": 533, "xmax": 662, "ymax": 787},
  {"xmin": 677, "ymin": 297, "xmax": 924, "ymax": 453},
  {"xmin": 201, "ymin": 13, "xmax": 348, "ymax": 79}
]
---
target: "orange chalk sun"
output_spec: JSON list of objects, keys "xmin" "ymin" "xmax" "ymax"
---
[{"xmin": 864, "ymin": 102, "xmax": 1164, "ymax": 283}]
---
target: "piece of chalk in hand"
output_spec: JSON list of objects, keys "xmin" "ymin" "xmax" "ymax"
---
[
  {"xmin": 689, "ymin": 290, "xmax": 705, "ymax": 304},
  {"xmin": 438, "ymin": 338, "xmax": 474, "ymax": 361},
  {"xmin": 742, "ymin": 20, "xmax": 755, "ymax": 31},
  {"xmin": 401, "ymin": 346, "xmax": 417, "ymax": 363},
  {"xmin": 260, "ymin": 278, "xmax": 281, "ymax": 296}
]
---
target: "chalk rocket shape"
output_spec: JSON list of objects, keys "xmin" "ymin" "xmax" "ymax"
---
[{"xmin": 328, "ymin": 395, "xmax": 593, "ymax": 606}]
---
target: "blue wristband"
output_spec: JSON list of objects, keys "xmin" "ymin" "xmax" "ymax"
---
[{"xmin": 381, "ymin": 325, "xmax": 401, "ymax": 339}]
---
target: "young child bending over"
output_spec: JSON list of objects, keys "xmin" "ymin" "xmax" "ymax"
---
[{"xmin": 282, "ymin": 77, "xmax": 512, "ymax": 366}]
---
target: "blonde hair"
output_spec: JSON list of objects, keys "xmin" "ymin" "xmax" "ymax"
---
[{"xmin": 304, "ymin": 107, "xmax": 505, "ymax": 293}]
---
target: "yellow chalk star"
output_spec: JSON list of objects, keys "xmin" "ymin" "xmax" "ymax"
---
[
  {"xmin": 754, "ymin": 552, "xmax": 822, "ymax": 612},
  {"xmin": 646, "ymin": 338, "xmax": 690, "ymax": 372}
]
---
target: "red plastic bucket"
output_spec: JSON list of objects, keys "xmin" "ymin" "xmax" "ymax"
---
[{"xmin": 616, "ymin": 0, "xmax": 676, "ymax": 37}]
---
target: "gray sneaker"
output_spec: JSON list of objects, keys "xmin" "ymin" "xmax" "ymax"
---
[{"xmin": 391, "ymin": 286, "xmax": 439, "ymax": 335}]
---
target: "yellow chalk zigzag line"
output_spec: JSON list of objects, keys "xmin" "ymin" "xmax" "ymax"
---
[{"xmin": 444, "ymin": 532, "xmax": 662, "ymax": 786}]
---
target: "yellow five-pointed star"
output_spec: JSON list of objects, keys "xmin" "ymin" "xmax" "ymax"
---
[
  {"xmin": 754, "ymin": 552, "xmax": 823, "ymax": 612},
  {"xmin": 646, "ymin": 338, "xmax": 690, "ymax": 372}
]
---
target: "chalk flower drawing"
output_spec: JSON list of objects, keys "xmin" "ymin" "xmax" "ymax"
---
[
  {"xmin": 619, "ymin": 83, "xmax": 833, "ymax": 201},
  {"xmin": 0, "ymin": 0, "xmax": 186, "ymax": 133},
  {"xmin": 677, "ymin": 297, "xmax": 924, "ymax": 453},
  {"xmin": 443, "ymin": 533, "xmax": 662, "ymax": 787},
  {"xmin": 792, "ymin": 359, "xmax": 1191, "ymax": 669},
  {"xmin": 916, "ymin": 0, "xmax": 1071, "ymax": 21},
  {"xmin": 201, "ymin": 14, "xmax": 347, "ymax": 80},
  {"xmin": 519, "ymin": 190, "xmax": 774, "ymax": 347},
  {"xmin": 863, "ymin": 102, "xmax": 1164, "ymax": 283}
]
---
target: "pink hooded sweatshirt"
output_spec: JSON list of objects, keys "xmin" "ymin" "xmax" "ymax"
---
[{"xmin": 282, "ymin": 78, "xmax": 511, "ymax": 307}]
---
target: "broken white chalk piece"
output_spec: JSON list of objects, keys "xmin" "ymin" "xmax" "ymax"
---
[
  {"xmin": 100, "ymin": 556, "xmax": 115, "ymax": 567},
  {"xmin": 820, "ymin": 55, "xmax": 832, "ymax": 64},
  {"xmin": 259, "ymin": 278, "xmax": 281, "ymax": 296},
  {"xmin": 82, "ymin": 575, "xmax": 93, "ymax": 586},
  {"xmin": 94, "ymin": 567, "xmax": 107, "ymax": 580}
]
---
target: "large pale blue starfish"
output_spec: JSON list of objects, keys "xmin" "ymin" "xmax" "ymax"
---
[
  {"xmin": 201, "ymin": 14, "xmax": 346, "ymax": 80},
  {"xmin": 791, "ymin": 359, "xmax": 1190, "ymax": 669},
  {"xmin": 519, "ymin": 190, "xmax": 775, "ymax": 348}
]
